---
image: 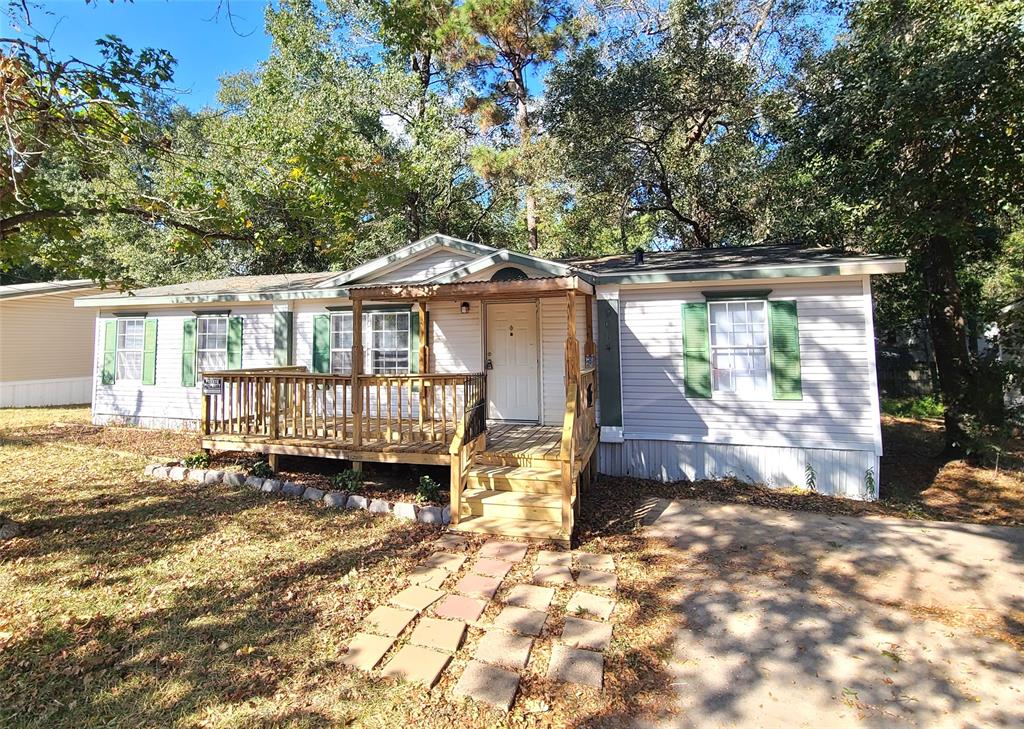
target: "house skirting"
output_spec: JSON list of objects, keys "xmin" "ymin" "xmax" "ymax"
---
[
  {"xmin": 597, "ymin": 440, "xmax": 880, "ymax": 500},
  {"xmin": 1, "ymin": 376, "xmax": 92, "ymax": 408},
  {"xmin": 93, "ymin": 413, "xmax": 199, "ymax": 431}
]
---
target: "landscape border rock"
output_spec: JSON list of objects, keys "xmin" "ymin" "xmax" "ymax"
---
[{"xmin": 142, "ymin": 464, "xmax": 450, "ymax": 530}]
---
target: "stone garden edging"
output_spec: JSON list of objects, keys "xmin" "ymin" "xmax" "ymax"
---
[{"xmin": 142, "ymin": 464, "xmax": 451, "ymax": 526}]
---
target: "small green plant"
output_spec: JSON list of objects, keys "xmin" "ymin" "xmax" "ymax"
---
[
  {"xmin": 182, "ymin": 451, "xmax": 210, "ymax": 468},
  {"xmin": 804, "ymin": 463, "xmax": 817, "ymax": 493},
  {"xmin": 249, "ymin": 460, "xmax": 273, "ymax": 479},
  {"xmin": 417, "ymin": 474, "xmax": 441, "ymax": 503},
  {"xmin": 881, "ymin": 395, "xmax": 945, "ymax": 420},
  {"xmin": 329, "ymin": 469, "xmax": 363, "ymax": 492},
  {"xmin": 863, "ymin": 467, "xmax": 876, "ymax": 499}
]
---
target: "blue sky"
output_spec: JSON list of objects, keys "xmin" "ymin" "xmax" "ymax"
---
[{"xmin": 8, "ymin": 1, "xmax": 273, "ymax": 109}]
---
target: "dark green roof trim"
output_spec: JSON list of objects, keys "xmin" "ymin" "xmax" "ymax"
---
[
  {"xmin": 596, "ymin": 262, "xmax": 901, "ymax": 285},
  {"xmin": 701, "ymin": 289, "xmax": 772, "ymax": 300}
]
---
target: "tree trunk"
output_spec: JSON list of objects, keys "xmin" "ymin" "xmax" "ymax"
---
[
  {"xmin": 921, "ymin": 233, "xmax": 974, "ymax": 453},
  {"xmin": 513, "ymin": 68, "xmax": 539, "ymax": 250}
]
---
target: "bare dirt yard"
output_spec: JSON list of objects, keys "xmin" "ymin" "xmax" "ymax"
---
[{"xmin": 1, "ymin": 407, "xmax": 1022, "ymax": 728}]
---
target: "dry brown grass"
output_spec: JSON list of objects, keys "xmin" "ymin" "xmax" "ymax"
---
[{"xmin": 0, "ymin": 407, "xmax": 681, "ymax": 728}]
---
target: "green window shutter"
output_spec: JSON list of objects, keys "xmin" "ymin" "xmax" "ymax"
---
[
  {"xmin": 312, "ymin": 314, "xmax": 330, "ymax": 373},
  {"xmin": 182, "ymin": 318, "xmax": 197, "ymax": 387},
  {"xmin": 274, "ymin": 311, "xmax": 293, "ymax": 367},
  {"xmin": 409, "ymin": 310, "xmax": 420, "ymax": 374},
  {"xmin": 682, "ymin": 302, "xmax": 712, "ymax": 399},
  {"xmin": 101, "ymin": 320, "xmax": 117, "ymax": 385},
  {"xmin": 142, "ymin": 319, "xmax": 158, "ymax": 385},
  {"xmin": 227, "ymin": 316, "xmax": 243, "ymax": 369},
  {"xmin": 769, "ymin": 300, "xmax": 802, "ymax": 400}
]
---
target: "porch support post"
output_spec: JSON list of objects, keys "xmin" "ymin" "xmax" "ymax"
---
[
  {"xmin": 583, "ymin": 294, "xmax": 596, "ymax": 368},
  {"xmin": 417, "ymin": 299, "xmax": 429, "ymax": 427},
  {"xmin": 352, "ymin": 298, "xmax": 364, "ymax": 448},
  {"xmin": 565, "ymin": 290, "xmax": 580, "ymax": 395},
  {"xmin": 417, "ymin": 300, "xmax": 428, "ymax": 372}
]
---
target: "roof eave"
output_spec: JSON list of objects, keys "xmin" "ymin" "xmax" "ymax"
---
[
  {"xmin": 75, "ymin": 287, "xmax": 353, "ymax": 308},
  {"xmin": 592, "ymin": 259, "xmax": 906, "ymax": 284}
]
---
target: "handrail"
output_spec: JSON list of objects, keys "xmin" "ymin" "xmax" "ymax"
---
[
  {"xmin": 201, "ymin": 371, "xmax": 487, "ymax": 451},
  {"xmin": 448, "ymin": 373, "xmax": 487, "ymax": 527}
]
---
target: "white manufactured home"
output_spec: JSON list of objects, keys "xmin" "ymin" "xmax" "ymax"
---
[{"xmin": 75, "ymin": 234, "xmax": 905, "ymax": 542}]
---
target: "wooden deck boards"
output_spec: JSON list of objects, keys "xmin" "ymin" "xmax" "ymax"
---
[{"xmin": 205, "ymin": 421, "xmax": 564, "ymax": 465}]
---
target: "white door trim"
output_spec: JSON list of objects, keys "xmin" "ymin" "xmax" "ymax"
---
[{"xmin": 484, "ymin": 300, "xmax": 540, "ymax": 422}]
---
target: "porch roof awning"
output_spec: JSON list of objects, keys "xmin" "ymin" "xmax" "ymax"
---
[{"xmin": 348, "ymin": 275, "xmax": 594, "ymax": 301}]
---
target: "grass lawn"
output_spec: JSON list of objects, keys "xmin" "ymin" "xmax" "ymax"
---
[{"xmin": 0, "ymin": 407, "xmax": 680, "ymax": 728}]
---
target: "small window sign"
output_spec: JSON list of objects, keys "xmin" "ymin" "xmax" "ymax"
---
[{"xmin": 202, "ymin": 376, "xmax": 224, "ymax": 396}]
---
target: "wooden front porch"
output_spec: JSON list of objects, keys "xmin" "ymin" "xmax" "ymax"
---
[{"xmin": 200, "ymin": 274, "xmax": 598, "ymax": 543}]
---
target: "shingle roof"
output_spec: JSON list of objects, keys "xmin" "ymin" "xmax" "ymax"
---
[
  {"xmin": 80, "ymin": 272, "xmax": 339, "ymax": 300},
  {"xmin": 0, "ymin": 279, "xmax": 97, "ymax": 300},
  {"xmin": 564, "ymin": 244, "xmax": 901, "ymax": 274}
]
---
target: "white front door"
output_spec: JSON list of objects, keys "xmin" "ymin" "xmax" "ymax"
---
[{"xmin": 486, "ymin": 302, "xmax": 539, "ymax": 421}]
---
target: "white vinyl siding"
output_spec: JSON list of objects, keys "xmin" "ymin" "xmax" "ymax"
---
[
  {"xmin": 430, "ymin": 300, "xmax": 482, "ymax": 373},
  {"xmin": 365, "ymin": 248, "xmax": 477, "ymax": 283},
  {"xmin": 115, "ymin": 318, "xmax": 145, "ymax": 381},
  {"xmin": 91, "ymin": 306, "xmax": 275, "ymax": 428},
  {"xmin": 619, "ymin": 279, "xmax": 879, "ymax": 453},
  {"xmin": 540, "ymin": 297, "xmax": 588, "ymax": 425}
]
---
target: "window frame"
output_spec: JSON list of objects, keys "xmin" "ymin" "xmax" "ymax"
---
[
  {"xmin": 329, "ymin": 310, "xmax": 410, "ymax": 375},
  {"xmin": 707, "ymin": 299, "xmax": 772, "ymax": 399},
  {"xmin": 115, "ymin": 317, "xmax": 145, "ymax": 382},
  {"xmin": 196, "ymin": 314, "xmax": 230, "ymax": 374}
]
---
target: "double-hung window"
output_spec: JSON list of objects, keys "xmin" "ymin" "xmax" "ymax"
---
[
  {"xmin": 329, "ymin": 312, "xmax": 353, "ymax": 374},
  {"xmin": 196, "ymin": 316, "xmax": 229, "ymax": 372},
  {"xmin": 328, "ymin": 311, "xmax": 409, "ymax": 375},
  {"xmin": 709, "ymin": 300, "xmax": 770, "ymax": 397},
  {"xmin": 367, "ymin": 311, "xmax": 409, "ymax": 374},
  {"xmin": 115, "ymin": 318, "xmax": 145, "ymax": 381}
]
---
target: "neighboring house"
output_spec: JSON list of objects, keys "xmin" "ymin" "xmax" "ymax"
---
[
  {"xmin": 1, "ymin": 279, "xmax": 103, "ymax": 407},
  {"xmin": 75, "ymin": 234, "xmax": 905, "ymax": 542}
]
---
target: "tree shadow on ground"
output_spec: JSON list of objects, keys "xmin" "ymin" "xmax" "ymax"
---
[{"xmin": 575, "ymin": 473, "xmax": 1024, "ymax": 728}]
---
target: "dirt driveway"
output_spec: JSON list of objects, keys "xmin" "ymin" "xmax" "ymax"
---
[{"xmin": 637, "ymin": 498, "xmax": 1024, "ymax": 728}]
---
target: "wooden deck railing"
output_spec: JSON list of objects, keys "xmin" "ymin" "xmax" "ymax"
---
[
  {"xmin": 448, "ymin": 373, "xmax": 487, "ymax": 527},
  {"xmin": 559, "ymin": 367, "xmax": 598, "ymax": 536},
  {"xmin": 201, "ymin": 368, "xmax": 487, "ymax": 449}
]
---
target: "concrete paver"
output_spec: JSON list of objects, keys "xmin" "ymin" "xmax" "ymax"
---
[
  {"xmin": 380, "ymin": 644, "xmax": 451, "ymax": 688},
  {"xmin": 364, "ymin": 605, "xmax": 417, "ymax": 637},
  {"xmin": 434, "ymin": 594, "xmax": 488, "ymax": 622},
  {"xmin": 471, "ymin": 557, "xmax": 514, "ymax": 579},
  {"xmin": 533, "ymin": 565, "xmax": 574, "ymax": 585},
  {"xmin": 390, "ymin": 585, "xmax": 445, "ymax": 612},
  {"xmin": 341, "ymin": 633, "xmax": 394, "ymax": 672},
  {"xmin": 504, "ymin": 583, "xmax": 556, "ymax": 611},
  {"xmin": 422, "ymin": 552, "xmax": 468, "ymax": 572},
  {"xmin": 576, "ymin": 569, "xmax": 617, "ymax": 591},
  {"xmin": 576, "ymin": 553, "xmax": 615, "ymax": 572},
  {"xmin": 479, "ymin": 541, "xmax": 528, "ymax": 562},
  {"xmin": 547, "ymin": 644, "xmax": 603, "ymax": 689},
  {"xmin": 455, "ymin": 573, "xmax": 502, "ymax": 600},
  {"xmin": 565, "ymin": 592, "xmax": 616, "ymax": 621},
  {"xmin": 473, "ymin": 630, "xmax": 534, "ymax": 670},
  {"xmin": 453, "ymin": 660, "xmax": 520, "ymax": 711},
  {"xmin": 537, "ymin": 549, "xmax": 572, "ymax": 568},
  {"xmin": 409, "ymin": 617, "xmax": 466, "ymax": 653},
  {"xmin": 560, "ymin": 616, "xmax": 612, "ymax": 651},
  {"xmin": 493, "ymin": 605, "xmax": 547, "ymax": 636}
]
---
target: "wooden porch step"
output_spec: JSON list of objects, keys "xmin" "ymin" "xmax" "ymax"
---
[
  {"xmin": 474, "ymin": 451, "xmax": 562, "ymax": 468},
  {"xmin": 449, "ymin": 515, "xmax": 568, "ymax": 543},
  {"xmin": 462, "ymin": 488, "xmax": 564, "ymax": 522},
  {"xmin": 467, "ymin": 464, "xmax": 562, "ymax": 493}
]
